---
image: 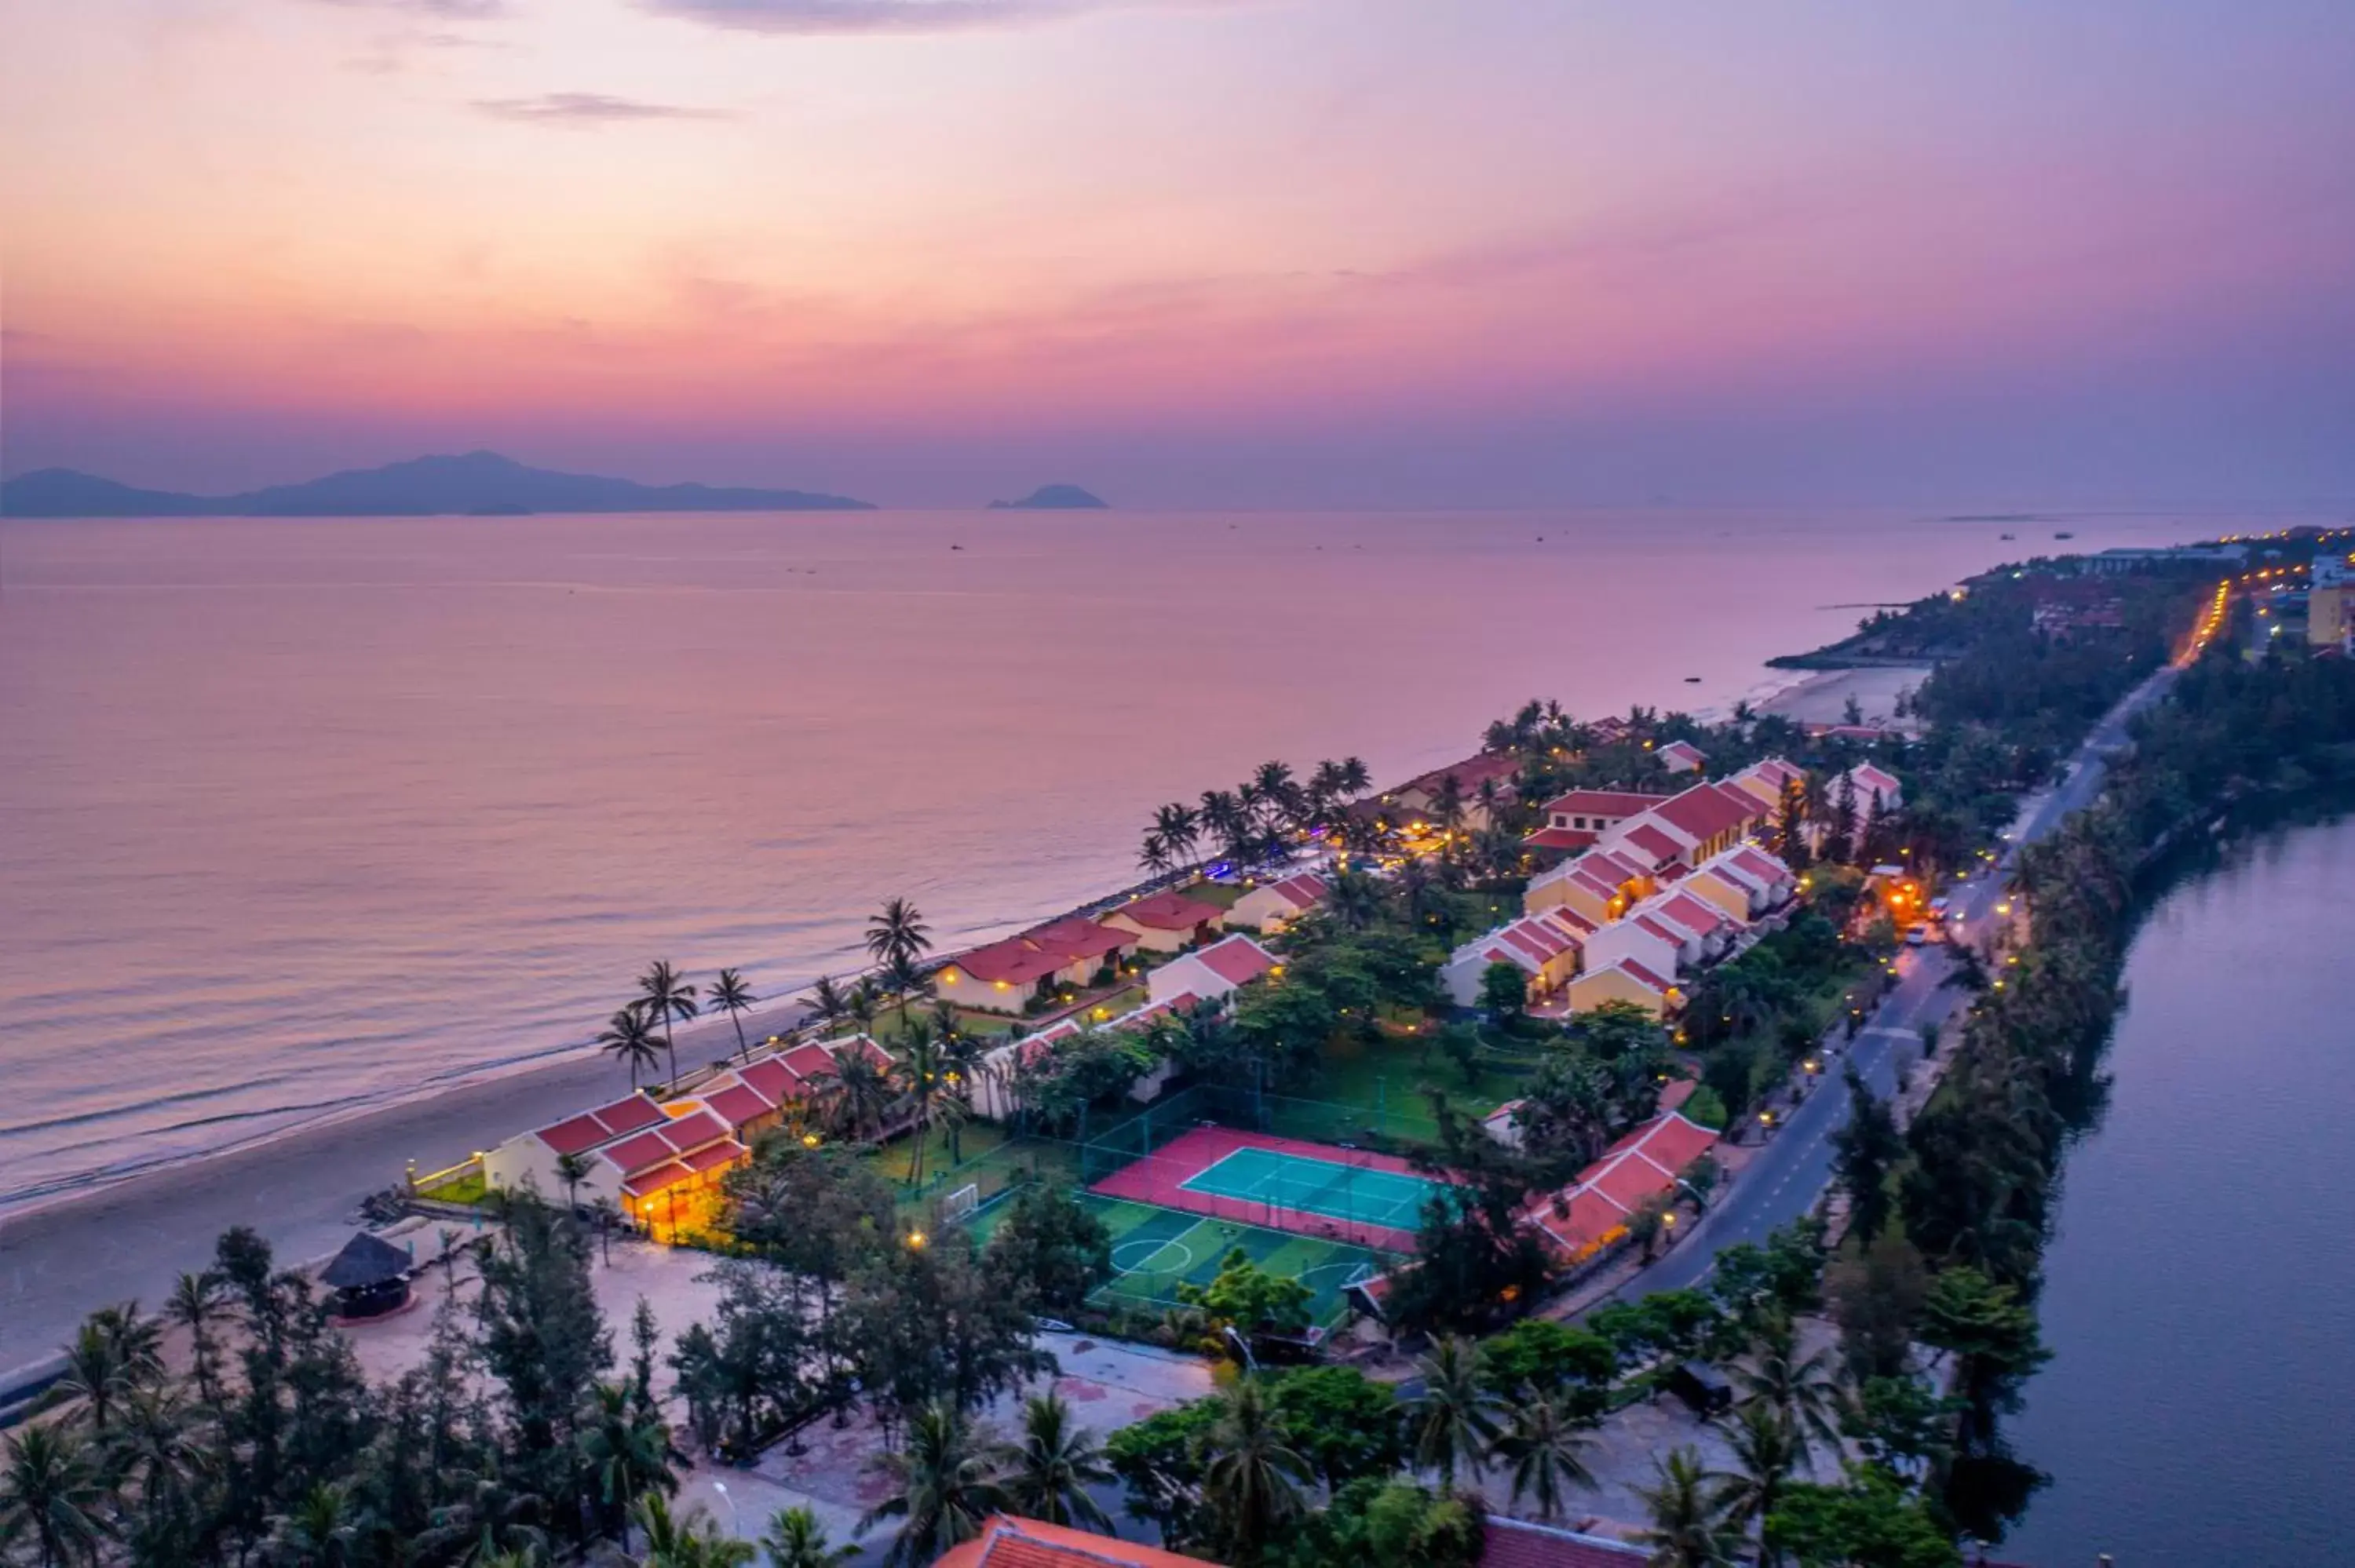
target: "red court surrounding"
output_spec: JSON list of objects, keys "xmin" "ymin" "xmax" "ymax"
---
[{"xmin": 1086, "ymin": 1125, "xmax": 1437, "ymax": 1253}]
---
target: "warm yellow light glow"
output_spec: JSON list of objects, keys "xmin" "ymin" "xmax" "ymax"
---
[{"xmin": 904, "ymin": 1230, "xmax": 927, "ymax": 1249}]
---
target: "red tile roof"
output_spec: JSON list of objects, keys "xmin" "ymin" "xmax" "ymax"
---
[
  {"xmin": 1523, "ymin": 1108, "xmax": 1714, "ymax": 1256},
  {"xmin": 1657, "ymin": 739, "xmax": 1706, "ymax": 764},
  {"xmin": 601, "ymin": 1129, "xmax": 681, "ymax": 1177},
  {"xmin": 534, "ymin": 1092, "xmax": 665, "ymax": 1155},
  {"xmin": 1480, "ymin": 1515, "xmax": 1648, "ymax": 1567},
  {"xmin": 1263, "ymin": 872, "xmax": 1328, "ymax": 908},
  {"xmin": 1620, "ymin": 822, "xmax": 1685, "ymax": 864},
  {"xmin": 737, "ymin": 1056, "xmax": 803, "ymax": 1103},
  {"xmin": 1028, "ymin": 917, "xmax": 1135, "ymax": 963},
  {"xmin": 1396, "ymin": 752, "xmax": 1522, "ymax": 800},
  {"xmin": 1523, "ymin": 826, "xmax": 1597, "ymax": 851},
  {"xmin": 1616, "ymin": 958, "xmax": 1674, "ymax": 994},
  {"xmin": 1650, "ymin": 781, "xmax": 1756, "ymax": 844},
  {"xmin": 954, "ymin": 934, "xmax": 1085, "ymax": 986},
  {"xmin": 700, "ymin": 1083, "xmax": 774, "ymax": 1131},
  {"xmin": 938, "ymin": 1515, "xmax": 1218, "ymax": 1568},
  {"xmin": 621, "ymin": 1159, "xmax": 692, "ymax": 1201},
  {"xmin": 1730, "ymin": 845, "xmax": 1789, "ymax": 884},
  {"xmin": 1108, "ymin": 891, "xmax": 1224, "ymax": 931},
  {"xmin": 1634, "ymin": 914, "xmax": 1685, "ymax": 948},
  {"xmin": 1194, "ymin": 935, "xmax": 1277, "ymax": 987},
  {"xmin": 1661, "ymin": 892, "xmax": 1732, "ymax": 935},
  {"xmin": 1542, "ymin": 788, "xmax": 1659, "ymax": 820}
]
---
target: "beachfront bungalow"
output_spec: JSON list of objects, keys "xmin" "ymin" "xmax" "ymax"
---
[
  {"xmin": 1521, "ymin": 1106, "xmax": 1718, "ymax": 1261},
  {"xmin": 1146, "ymin": 932, "xmax": 1278, "ymax": 1007},
  {"xmin": 1657, "ymin": 738, "xmax": 1707, "ymax": 774},
  {"xmin": 1099, "ymin": 889, "xmax": 1225, "ymax": 954},
  {"xmin": 576, "ymin": 1103, "xmax": 747, "ymax": 1242},
  {"xmin": 1383, "ymin": 752, "xmax": 1521, "ymax": 831},
  {"xmin": 973, "ymin": 991, "xmax": 1199, "ymax": 1120},
  {"xmin": 936, "ymin": 917, "xmax": 1137, "ymax": 1014},
  {"xmin": 1227, "ymin": 871, "xmax": 1328, "ymax": 935},
  {"xmin": 1442, "ymin": 909, "xmax": 1586, "ymax": 1007},
  {"xmin": 482, "ymin": 1091, "xmax": 668, "ymax": 1199}
]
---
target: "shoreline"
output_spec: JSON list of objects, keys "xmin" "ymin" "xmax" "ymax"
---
[{"xmin": 0, "ymin": 651, "xmax": 1910, "ymax": 1376}]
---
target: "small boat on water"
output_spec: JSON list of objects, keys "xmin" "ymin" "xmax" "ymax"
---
[
  {"xmin": 1684, "ymin": 676, "xmax": 1702, "ymax": 683},
  {"xmin": 2000, "ymin": 531, "xmax": 2016, "ymax": 539},
  {"xmin": 2055, "ymin": 530, "xmax": 2076, "ymax": 539}
]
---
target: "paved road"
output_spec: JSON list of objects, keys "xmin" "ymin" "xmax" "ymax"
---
[{"xmin": 1601, "ymin": 654, "xmax": 2188, "ymax": 1302}]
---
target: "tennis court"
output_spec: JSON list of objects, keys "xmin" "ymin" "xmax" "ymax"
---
[
  {"xmin": 1179, "ymin": 1145, "xmax": 1447, "ymax": 1232},
  {"xmin": 1088, "ymin": 1125, "xmax": 1456, "ymax": 1253},
  {"xmin": 1085, "ymin": 1195, "xmax": 1388, "ymax": 1334}
]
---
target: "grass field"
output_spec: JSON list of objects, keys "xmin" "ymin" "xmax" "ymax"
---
[{"xmin": 1287, "ymin": 1030, "xmax": 1531, "ymax": 1144}]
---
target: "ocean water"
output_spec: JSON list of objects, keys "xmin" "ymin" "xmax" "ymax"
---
[{"xmin": 0, "ymin": 506, "xmax": 2231, "ymax": 1212}]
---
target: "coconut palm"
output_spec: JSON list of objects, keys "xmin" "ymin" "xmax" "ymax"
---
[
  {"xmin": 826, "ymin": 1048, "xmax": 897, "ymax": 1143},
  {"xmin": 1324, "ymin": 866, "xmax": 1386, "ymax": 932},
  {"xmin": 1152, "ymin": 802, "xmax": 1203, "ymax": 870},
  {"xmin": 882, "ymin": 950, "xmax": 929, "ymax": 1032},
  {"xmin": 710, "ymin": 968, "xmax": 758, "ymax": 1060},
  {"xmin": 1489, "ymin": 1386, "xmax": 1595, "ymax": 1525},
  {"xmin": 115, "ymin": 1384, "xmax": 212, "ymax": 1528},
  {"xmin": 1198, "ymin": 789, "xmax": 1252, "ymax": 865},
  {"xmin": 579, "ymin": 1382, "xmax": 678, "ymax": 1545},
  {"xmin": 165, "ymin": 1270, "xmax": 231, "ymax": 1409},
  {"xmin": 865, "ymin": 898, "xmax": 934, "ymax": 975},
  {"xmin": 633, "ymin": 1493, "xmax": 754, "ymax": 1568},
  {"xmin": 597, "ymin": 1007, "xmax": 664, "ymax": 1091},
  {"xmin": 1713, "ymin": 1402, "xmax": 1799, "ymax": 1563},
  {"xmin": 1407, "ymin": 1335, "xmax": 1499, "ymax": 1490},
  {"xmin": 758, "ymin": 1505, "xmax": 853, "ymax": 1568},
  {"xmin": 263, "ymin": 1481, "xmax": 361, "ymax": 1568},
  {"xmin": 808, "ymin": 975, "xmax": 852, "ymax": 1034},
  {"xmin": 636, "ymin": 961, "xmax": 701, "ymax": 1087},
  {"xmin": 1202, "ymin": 1379, "xmax": 1309, "ymax": 1561},
  {"xmin": 0, "ymin": 1424, "xmax": 114, "ymax": 1568},
  {"xmin": 891, "ymin": 1024, "xmax": 954, "ymax": 1187},
  {"xmin": 1138, "ymin": 832, "xmax": 1174, "ymax": 877},
  {"xmin": 859, "ymin": 1402, "xmax": 1013, "ymax": 1568},
  {"xmin": 57, "ymin": 1318, "xmax": 133, "ymax": 1438},
  {"xmin": 1003, "ymin": 1391, "xmax": 1113, "ymax": 1533},
  {"xmin": 1732, "ymin": 1315, "xmax": 1846, "ymax": 1468},
  {"xmin": 553, "ymin": 1151, "xmax": 593, "ymax": 1212},
  {"xmin": 1632, "ymin": 1448, "xmax": 1741, "ymax": 1568}
]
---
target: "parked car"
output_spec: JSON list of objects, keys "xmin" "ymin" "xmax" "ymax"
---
[
  {"xmin": 1667, "ymin": 1360, "xmax": 1733, "ymax": 1417},
  {"xmin": 1905, "ymin": 922, "xmax": 1930, "ymax": 946}
]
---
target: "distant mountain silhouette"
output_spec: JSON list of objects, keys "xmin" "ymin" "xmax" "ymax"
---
[
  {"xmin": 1, "ymin": 450, "xmax": 875, "ymax": 518},
  {"xmin": 988, "ymin": 483, "xmax": 1108, "ymax": 510}
]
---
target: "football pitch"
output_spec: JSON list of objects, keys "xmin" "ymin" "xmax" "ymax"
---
[{"xmin": 1083, "ymin": 1194, "xmax": 1389, "ymax": 1329}]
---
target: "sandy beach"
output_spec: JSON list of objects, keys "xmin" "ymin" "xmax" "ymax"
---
[
  {"xmin": 0, "ymin": 1005, "xmax": 776, "ymax": 1380},
  {"xmin": 1758, "ymin": 662, "xmax": 1931, "ymax": 729}
]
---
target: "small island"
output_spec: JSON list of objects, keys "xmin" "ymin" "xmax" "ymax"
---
[{"xmin": 988, "ymin": 483, "xmax": 1108, "ymax": 510}]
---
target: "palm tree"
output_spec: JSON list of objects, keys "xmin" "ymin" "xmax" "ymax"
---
[
  {"xmin": 554, "ymin": 1151, "xmax": 593, "ymax": 1212},
  {"xmin": 1732, "ymin": 1315, "xmax": 1846, "ymax": 1468},
  {"xmin": 633, "ymin": 1493, "xmax": 754, "ymax": 1568},
  {"xmin": 1138, "ymin": 832, "xmax": 1174, "ymax": 877},
  {"xmin": 710, "ymin": 968, "xmax": 758, "ymax": 1060},
  {"xmin": 636, "ymin": 961, "xmax": 701, "ymax": 1088},
  {"xmin": 115, "ymin": 1384, "xmax": 211, "ymax": 1524},
  {"xmin": 164, "ymin": 1271, "xmax": 229, "ymax": 1409},
  {"xmin": 1003, "ymin": 1391, "xmax": 1113, "ymax": 1533},
  {"xmin": 1152, "ymin": 802, "xmax": 1202, "ymax": 870},
  {"xmin": 1633, "ymin": 1448, "xmax": 1741, "ymax": 1568},
  {"xmin": 892, "ymin": 1023, "xmax": 954, "ymax": 1187},
  {"xmin": 579, "ymin": 1382, "xmax": 678, "ymax": 1544},
  {"xmin": 882, "ymin": 950, "xmax": 929, "ymax": 1033},
  {"xmin": 865, "ymin": 898, "xmax": 933, "ymax": 976},
  {"xmin": 1407, "ymin": 1335, "xmax": 1499, "ymax": 1491},
  {"xmin": 1489, "ymin": 1387, "xmax": 1594, "ymax": 1525},
  {"xmin": 1325, "ymin": 866, "xmax": 1386, "ymax": 932},
  {"xmin": 597, "ymin": 1006, "xmax": 664, "ymax": 1091},
  {"xmin": 0, "ymin": 1424, "xmax": 113, "ymax": 1568},
  {"xmin": 1201, "ymin": 1380, "xmax": 1309, "ymax": 1563},
  {"xmin": 759, "ymin": 1505, "xmax": 853, "ymax": 1568},
  {"xmin": 827, "ymin": 1048, "xmax": 896, "ymax": 1143},
  {"xmin": 1713, "ymin": 1402, "xmax": 1798, "ymax": 1564},
  {"xmin": 860, "ymin": 1402, "xmax": 1013, "ymax": 1568},
  {"xmin": 264, "ymin": 1482, "xmax": 360, "ymax": 1568},
  {"xmin": 808, "ymin": 975, "xmax": 852, "ymax": 1034},
  {"xmin": 1199, "ymin": 789, "xmax": 1251, "ymax": 865},
  {"xmin": 57, "ymin": 1318, "xmax": 131, "ymax": 1438}
]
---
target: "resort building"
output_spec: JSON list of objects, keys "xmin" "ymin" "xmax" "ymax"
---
[
  {"xmin": 2313, "ymin": 552, "xmax": 2353, "ymax": 652},
  {"xmin": 1441, "ymin": 907, "xmax": 1588, "ymax": 1007},
  {"xmin": 1380, "ymin": 752, "xmax": 1521, "ymax": 831},
  {"xmin": 1832, "ymin": 761, "xmax": 1904, "ymax": 822},
  {"xmin": 1522, "ymin": 1105, "xmax": 1719, "ymax": 1261},
  {"xmin": 482, "ymin": 1091, "xmax": 667, "ymax": 1198},
  {"xmin": 1723, "ymin": 756, "xmax": 1807, "ymax": 813},
  {"xmin": 1564, "ymin": 957, "xmax": 1679, "ymax": 1017},
  {"xmin": 1523, "ymin": 846, "xmax": 1652, "ymax": 923},
  {"xmin": 1146, "ymin": 932, "xmax": 1279, "ymax": 1007},
  {"xmin": 1579, "ymin": 914, "xmax": 1683, "ymax": 985},
  {"xmin": 1099, "ymin": 889, "xmax": 1226, "ymax": 953},
  {"xmin": 577, "ymin": 1103, "xmax": 747, "ymax": 1243},
  {"xmin": 1226, "ymin": 871, "xmax": 1328, "ymax": 935},
  {"xmin": 936, "ymin": 917, "xmax": 1138, "ymax": 1014},
  {"xmin": 1682, "ymin": 844, "xmax": 1796, "ymax": 921},
  {"xmin": 1608, "ymin": 779, "xmax": 1765, "ymax": 870},
  {"xmin": 1480, "ymin": 1516, "xmax": 1650, "ymax": 1568},
  {"xmin": 973, "ymin": 991, "xmax": 1200, "ymax": 1120},
  {"xmin": 1524, "ymin": 787, "xmax": 1662, "ymax": 855},
  {"xmin": 1656, "ymin": 738, "xmax": 1707, "ymax": 774}
]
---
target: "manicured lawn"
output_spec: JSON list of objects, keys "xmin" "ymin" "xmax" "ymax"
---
[
  {"xmin": 418, "ymin": 1166, "xmax": 488, "ymax": 1207},
  {"xmin": 1291, "ymin": 1030, "xmax": 1529, "ymax": 1146},
  {"xmin": 862, "ymin": 1118, "xmax": 1013, "ymax": 1190}
]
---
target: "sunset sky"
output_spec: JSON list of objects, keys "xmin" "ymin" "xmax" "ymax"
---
[{"xmin": 4, "ymin": 0, "xmax": 2351, "ymax": 506}]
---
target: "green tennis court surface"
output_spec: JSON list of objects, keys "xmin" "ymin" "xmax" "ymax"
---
[
  {"xmin": 1083, "ymin": 1195, "xmax": 1388, "ymax": 1331},
  {"xmin": 1177, "ymin": 1145, "xmax": 1448, "ymax": 1231}
]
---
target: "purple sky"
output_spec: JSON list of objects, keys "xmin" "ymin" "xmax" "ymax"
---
[{"xmin": 4, "ymin": 0, "xmax": 2352, "ymax": 506}]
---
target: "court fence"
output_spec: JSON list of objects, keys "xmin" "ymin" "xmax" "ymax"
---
[{"xmin": 1073, "ymin": 1081, "xmax": 1452, "ymax": 1185}]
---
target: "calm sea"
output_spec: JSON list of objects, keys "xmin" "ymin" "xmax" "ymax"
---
[
  {"xmin": 0, "ymin": 507, "xmax": 2233, "ymax": 1212},
  {"xmin": 2006, "ymin": 815, "xmax": 2355, "ymax": 1566}
]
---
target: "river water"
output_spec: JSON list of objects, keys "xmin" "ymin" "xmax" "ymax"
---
[
  {"xmin": 0, "ymin": 505, "xmax": 2230, "ymax": 1214},
  {"xmin": 2007, "ymin": 815, "xmax": 2355, "ymax": 1566}
]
